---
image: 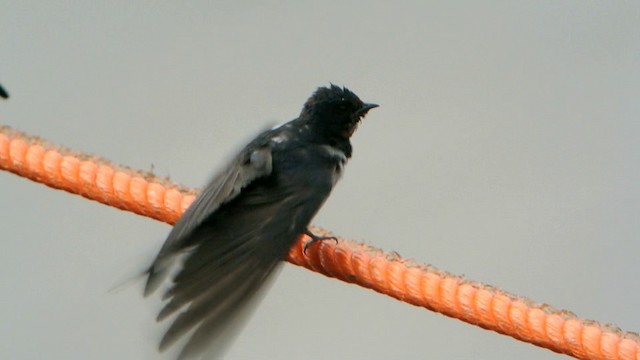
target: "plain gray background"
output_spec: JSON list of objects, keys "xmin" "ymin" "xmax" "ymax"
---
[{"xmin": 1, "ymin": 2, "xmax": 638, "ymax": 359}]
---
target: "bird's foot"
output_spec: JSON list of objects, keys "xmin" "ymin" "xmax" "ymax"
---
[{"xmin": 303, "ymin": 229, "xmax": 338, "ymax": 254}]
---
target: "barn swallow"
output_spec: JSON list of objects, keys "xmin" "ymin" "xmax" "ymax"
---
[{"xmin": 144, "ymin": 84, "xmax": 377, "ymax": 359}]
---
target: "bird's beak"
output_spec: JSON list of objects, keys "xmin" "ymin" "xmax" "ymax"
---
[{"xmin": 356, "ymin": 103, "xmax": 379, "ymax": 116}]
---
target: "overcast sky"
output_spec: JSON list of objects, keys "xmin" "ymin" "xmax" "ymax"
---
[{"xmin": 1, "ymin": 2, "xmax": 639, "ymax": 359}]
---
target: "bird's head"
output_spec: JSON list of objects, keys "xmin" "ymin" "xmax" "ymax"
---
[{"xmin": 301, "ymin": 84, "xmax": 378, "ymax": 139}]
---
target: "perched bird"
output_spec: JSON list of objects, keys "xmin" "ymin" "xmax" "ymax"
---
[{"xmin": 144, "ymin": 84, "xmax": 378, "ymax": 359}]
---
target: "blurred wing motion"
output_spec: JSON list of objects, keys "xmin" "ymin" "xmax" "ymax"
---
[
  {"xmin": 143, "ymin": 128, "xmax": 328, "ymax": 359},
  {"xmin": 144, "ymin": 134, "xmax": 274, "ymax": 295}
]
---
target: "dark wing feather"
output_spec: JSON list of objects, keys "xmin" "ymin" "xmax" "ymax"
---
[
  {"xmin": 158, "ymin": 179, "xmax": 325, "ymax": 359},
  {"xmin": 143, "ymin": 123, "xmax": 339, "ymax": 359},
  {"xmin": 144, "ymin": 134, "xmax": 273, "ymax": 296}
]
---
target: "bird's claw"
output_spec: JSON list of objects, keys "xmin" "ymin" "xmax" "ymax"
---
[{"xmin": 303, "ymin": 229, "xmax": 338, "ymax": 254}]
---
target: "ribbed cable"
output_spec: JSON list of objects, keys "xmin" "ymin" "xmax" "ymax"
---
[{"xmin": 1, "ymin": 125, "xmax": 638, "ymax": 360}]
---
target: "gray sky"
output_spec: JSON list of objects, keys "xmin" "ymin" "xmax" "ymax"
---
[{"xmin": 1, "ymin": 2, "xmax": 639, "ymax": 359}]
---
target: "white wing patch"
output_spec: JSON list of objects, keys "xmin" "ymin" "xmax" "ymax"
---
[
  {"xmin": 270, "ymin": 133, "xmax": 289, "ymax": 144},
  {"xmin": 217, "ymin": 147, "xmax": 272, "ymax": 207}
]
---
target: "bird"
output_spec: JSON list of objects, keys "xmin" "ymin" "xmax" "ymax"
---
[
  {"xmin": 143, "ymin": 84, "xmax": 378, "ymax": 359},
  {"xmin": 0, "ymin": 83, "xmax": 8, "ymax": 99}
]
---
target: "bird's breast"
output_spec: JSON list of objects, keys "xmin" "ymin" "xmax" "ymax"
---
[
  {"xmin": 319, "ymin": 145, "xmax": 347, "ymax": 186},
  {"xmin": 273, "ymin": 143, "xmax": 347, "ymax": 193}
]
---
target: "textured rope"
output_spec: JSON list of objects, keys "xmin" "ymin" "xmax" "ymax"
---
[{"xmin": 1, "ymin": 125, "xmax": 638, "ymax": 360}]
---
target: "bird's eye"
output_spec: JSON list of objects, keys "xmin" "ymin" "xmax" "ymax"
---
[{"xmin": 337, "ymin": 102, "xmax": 349, "ymax": 112}]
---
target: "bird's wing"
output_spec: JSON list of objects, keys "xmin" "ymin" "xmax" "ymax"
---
[
  {"xmin": 156, "ymin": 184, "xmax": 313, "ymax": 359},
  {"xmin": 148, "ymin": 141, "xmax": 333, "ymax": 359},
  {"xmin": 144, "ymin": 131, "xmax": 274, "ymax": 296}
]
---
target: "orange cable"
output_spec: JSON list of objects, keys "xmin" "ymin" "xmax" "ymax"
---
[{"xmin": 1, "ymin": 125, "xmax": 638, "ymax": 360}]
